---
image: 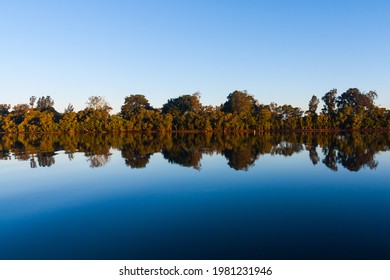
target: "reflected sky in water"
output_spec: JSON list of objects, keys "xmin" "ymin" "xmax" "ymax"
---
[{"xmin": 1, "ymin": 133, "xmax": 390, "ymax": 259}]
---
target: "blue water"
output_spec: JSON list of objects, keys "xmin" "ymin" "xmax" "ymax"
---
[{"xmin": 0, "ymin": 133, "xmax": 390, "ymax": 259}]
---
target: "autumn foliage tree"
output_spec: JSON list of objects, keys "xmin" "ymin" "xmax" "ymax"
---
[{"xmin": 0, "ymin": 88, "xmax": 389, "ymax": 133}]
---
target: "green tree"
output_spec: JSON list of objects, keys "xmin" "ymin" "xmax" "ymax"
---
[
  {"xmin": 121, "ymin": 94, "xmax": 152, "ymax": 119},
  {"xmin": 29, "ymin": 96, "xmax": 36, "ymax": 108},
  {"xmin": 59, "ymin": 111, "xmax": 77, "ymax": 132},
  {"xmin": 36, "ymin": 96, "xmax": 55, "ymax": 111},
  {"xmin": 76, "ymin": 96, "xmax": 113, "ymax": 132},
  {"xmin": 337, "ymin": 88, "xmax": 377, "ymax": 112},
  {"xmin": 257, "ymin": 107, "xmax": 272, "ymax": 130},
  {"xmin": 10, "ymin": 104, "xmax": 30, "ymax": 126},
  {"xmin": 307, "ymin": 95, "xmax": 319, "ymax": 115},
  {"xmin": 64, "ymin": 103, "xmax": 74, "ymax": 113},
  {"xmin": 0, "ymin": 104, "xmax": 11, "ymax": 116},
  {"xmin": 162, "ymin": 92, "xmax": 202, "ymax": 115},
  {"xmin": 86, "ymin": 96, "xmax": 112, "ymax": 113},
  {"xmin": 223, "ymin": 90, "xmax": 258, "ymax": 114},
  {"xmin": 321, "ymin": 89, "xmax": 337, "ymax": 116}
]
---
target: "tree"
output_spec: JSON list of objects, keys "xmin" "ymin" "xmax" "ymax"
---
[
  {"xmin": 13, "ymin": 104, "xmax": 30, "ymax": 115},
  {"xmin": 257, "ymin": 107, "xmax": 272, "ymax": 130},
  {"xmin": 321, "ymin": 89, "xmax": 337, "ymax": 116},
  {"xmin": 162, "ymin": 92, "xmax": 202, "ymax": 115},
  {"xmin": 29, "ymin": 96, "xmax": 36, "ymax": 108},
  {"xmin": 59, "ymin": 110, "xmax": 77, "ymax": 132},
  {"xmin": 280, "ymin": 104, "xmax": 303, "ymax": 119},
  {"xmin": 86, "ymin": 96, "xmax": 112, "ymax": 113},
  {"xmin": 36, "ymin": 96, "xmax": 55, "ymax": 111},
  {"xmin": 9, "ymin": 104, "xmax": 30, "ymax": 126},
  {"xmin": 307, "ymin": 95, "xmax": 319, "ymax": 115},
  {"xmin": 121, "ymin": 94, "xmax": 152, "ymax": 119},
  {"xmin": 64, "ymin": 103, "xmax": 74, "ymax": 113},
  {"xmin": 0, "ymin": 104, "xmax": 11, "ymax": 116},
  {"xmin": 337, "ymin": 88, "xmax": 377, "ymax": 112},
  {"xmin": 223, "ymin": 90, "xmax": 258, "ymax": 114}
]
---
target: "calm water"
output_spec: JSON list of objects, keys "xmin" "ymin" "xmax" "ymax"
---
[{"xmin": 1, "ymin": 132, "xmax": 390, "ymax": 260}]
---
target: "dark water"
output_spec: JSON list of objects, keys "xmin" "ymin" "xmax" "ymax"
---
[{"xmin": 1, "ymin": 132, "xmax": 390, "ymax": 260}]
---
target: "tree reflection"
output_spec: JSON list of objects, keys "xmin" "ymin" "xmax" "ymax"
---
[
  {"xmin": 223, "ymin": 147, "xmax": 257, "ymax": 171},
  {"xmin": 0, "ymin": 149, "xmax": 11, "ymax": 160},
  {"xmin": 304, "ymin": 134, "xmax": 320, "ymax": 165},
  {"xmin": 30, "ymin": 156, "xmax": 37, "ymax": 168},
  {"xmin": 87, "ymin": 154, "xmax": 110, "ymax": 168},
  {"xmin": 162, "ymin": 148, "xmax": 202, "ymax": 170},
  {"xmin": 0, "ymin": 132, "xmax": 389, "ymax": 171},
  {"xmin": 120, "ymin": 133, "xmax": 164, "ymax": 168},
  {"xmin": 122, "ymin": 147, "xmax": 151, "ymax": 168},
  {"xmin": 162, "ymin": 134, "xmax": 206, "ymax": 170},
  {"xmin": 221, "ymin": 134, "xmax": 260, "ymax": 171},
  {"xmin": 322, "ymin": 133, "xmax": 339, "ymax": 171},
  {"xmin": 333, "ymin": 133, "xmax": 379, "ymax": 172},
  {"xmin": 78, "ymin": 134, "xmax": 112, "ymax": 168},
  {"xmin": 37, "ymin": 152, "xmax": 56, "ymax": 167}
]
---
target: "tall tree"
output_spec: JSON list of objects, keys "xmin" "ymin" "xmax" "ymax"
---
[
  {"xmin": 86, "ymin": 96, "xmax": 112, "ymax": 113},
  {"xmin": 11, "ymin": 104, "xmax": 30, "ymax": 125},
  {"xmin": 337, "ymin": 88, "xmax": 377, "ymax": 112},
  {"xmin": 0, "ymin": 104, "xmax": 11, "ymax": 116},
  {"xmin": 13, "ymin": 104, "xmax": 30, "ymax": 115},
  {"xmin": 307, "ymin": 95, "xmax": 319, "ymax": 115},
  {"xmin": 64, "ymin": 103, "xmax": 74, "ymax": 113},
  {"xmin": 29, "ymin": 96, "xmax": 36, "ymax": 108},
  {"xmin": 223, "ymin": 90, "xmax": 258, "ymax": 114},
  {"xmin": 162, "ymin": 92, "xmax": 202, "ymax": 115},
  {"xmin": 36, "ymin": 96, "xmax": 55, "ymax": 111},
  {"xmin": 121, "ymin": 94, "xmax": 152, "ymax": 119},
  {"xmin": 321, "ymin": 89, "xmax": 337, "ymax": 116}
]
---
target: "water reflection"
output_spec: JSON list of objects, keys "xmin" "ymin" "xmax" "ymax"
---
[{"xmin": 0, "ymin": 132, "xmax": 389, "ymax": 171}]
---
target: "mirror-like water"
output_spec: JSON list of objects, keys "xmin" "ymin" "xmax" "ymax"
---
[{"xmin": 1, "ymin": 132, "xmax": 390, "ymax": 259}]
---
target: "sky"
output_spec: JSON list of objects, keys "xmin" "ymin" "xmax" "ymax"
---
[{"xmin": 1, "ymin": 0, "xmax": 389, "ymax": 113}]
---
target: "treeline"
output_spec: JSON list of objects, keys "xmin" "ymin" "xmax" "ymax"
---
[
  {"xmin": 1, "ymin": 132, "xmax": 388, "ymax": 171},
  {"xmin": 1, "ymin": 88, "xmax": 389, "ymax": 133}
]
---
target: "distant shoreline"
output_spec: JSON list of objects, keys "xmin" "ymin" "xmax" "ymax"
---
[
  {"xmin": 1, "ymin": 128, "xmax": 390, "ymax": 135},
  {"xmin": 1, "ymin": 88, "xmax": 389, "ymax": 133}
]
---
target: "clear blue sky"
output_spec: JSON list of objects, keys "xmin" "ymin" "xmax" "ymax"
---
[{"xmin": 1, "ymin": 0, "xmax": 389, "ymax": 113}]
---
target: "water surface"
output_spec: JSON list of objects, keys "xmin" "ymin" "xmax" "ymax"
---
[{"xmin": 1, "ymin": 132, "xmax": 390, "ymax": 259}]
